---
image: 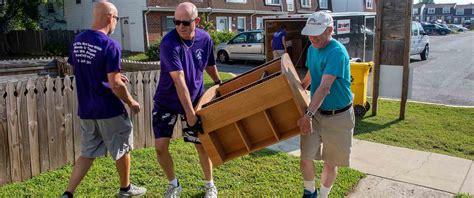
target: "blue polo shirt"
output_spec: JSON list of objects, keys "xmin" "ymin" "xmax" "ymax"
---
[
  {"xmin": 154, "ymin": 28, "xmax": 215, "ymax": 113},
  {"xmin": 306, "ymin": 38, "xmax": 352, "ymax": 110}
]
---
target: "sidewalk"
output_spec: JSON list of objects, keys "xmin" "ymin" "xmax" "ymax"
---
[{"xmin": 268, "ymin": 137, "xmax": 474, "ymax": 196}]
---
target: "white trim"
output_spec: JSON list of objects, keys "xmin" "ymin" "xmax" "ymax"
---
[{"xmin": 319, "ymin": 0, "xmax": 328, "ymax": 9}]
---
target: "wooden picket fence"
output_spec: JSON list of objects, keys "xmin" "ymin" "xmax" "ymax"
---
[{"xmin": 0, "ymin": 70, "xmax": 160, "ymax": 185}]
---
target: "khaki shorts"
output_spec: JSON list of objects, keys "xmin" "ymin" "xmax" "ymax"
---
[
  {"xmin": 300, "ymin": 107, "xmax": 355, "ymax": 167},
  {"xmin": 80, "ymin": 113, "xmax": 133, "ymax": 161},
  {"xmin": 272, "ymin": 50, "xmax": 285, "ymax": 59}
]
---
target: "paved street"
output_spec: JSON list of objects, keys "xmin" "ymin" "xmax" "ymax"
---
[
  {"xmin": 409, "ymin": 31, "xmax": 474, "ymax": 106},
  {"xmin": 218, "ymin": 31, "xmax": 474, "ymax": 106}
]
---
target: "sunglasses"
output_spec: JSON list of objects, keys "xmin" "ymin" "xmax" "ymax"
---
[
  {"xmin": 110, "ymin": 14, "xmax": 119, "ymax": 21},
  {"xmin": 173, "ymin": 18, "xmax": 195, "ymax": 26}
]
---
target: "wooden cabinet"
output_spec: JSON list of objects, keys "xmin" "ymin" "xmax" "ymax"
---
[{"xmin": 196, "ymin": 54, "xmax": 309, "ymax": 166}]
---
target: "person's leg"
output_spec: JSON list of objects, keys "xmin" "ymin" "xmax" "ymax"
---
[
  {"xmin": 115, "ymin": 153, "xmax": 131, "ymax": 188},
  {"xmin": 300, "ymin": 118, "xmax": 322, "ymax": 196},
  {"xmin": 66, "ymin": 156, "xmax": 95, "ymax": 193},
  {"xmin": 64, "ymin": 119, "xmax": 105, "ymax": 195},
  {"xmin": 319, "ymin": 162, "xmax": 337, "ymax": 198},
  {"xmin": 155, "ymin": 138, "xmax": 175, "ymax": 181},
  {"xmin": 194, "ymin": 143, "xmax": 212, "ymax": 181}
]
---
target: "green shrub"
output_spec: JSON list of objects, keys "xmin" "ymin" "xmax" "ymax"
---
[
  {"xmin": 210, "ymin": 30, "xmax": 236, "ymax": 46},
  {"xmin": 145, "ymin": 37, "xmax": 162, "ymax": 61},
  {"xmin": 43, "ymin": 42, "xmax": 68, "ymax": 56}
]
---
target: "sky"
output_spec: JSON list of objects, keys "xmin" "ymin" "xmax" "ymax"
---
[{"xmin": 420, "ymin": 0, "xmax": 474, "ymax": 4}]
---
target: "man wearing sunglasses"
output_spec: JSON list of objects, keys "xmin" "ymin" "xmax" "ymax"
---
[
  {"xmin": 61, "ymin": 2, "xmax": 146, "ymax": 198},
  {"xmin": 152, "ymin": 2, "xmax": 221, "ymax": 198}
]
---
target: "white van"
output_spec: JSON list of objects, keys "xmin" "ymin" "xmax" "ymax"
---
[{"xmin": 410, "ymin": 21, "xmax": 430, "ymax": 60}]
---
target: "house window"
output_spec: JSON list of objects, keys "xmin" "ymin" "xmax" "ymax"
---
[
  {"xmin": 413, "ymin": 8, "xmax": 418, "ymax": 15},
  {"xmin": 427, "ymin": 8, "xmax": 435, "ymax": 14},
  {"xmin": 301, "ymin": 0, "xmax": 310, "ymax": 8},
  {"xmin": 456, "ymin": 9, "xmax": 464, "ymax": 15},
  {"xmin": 226, "ymin": 0, "xmax": 246, "ymax": 3},
  {"xmin": 265, "ymin": 0, "xmax": 281, "ymax": 5},
  {"xmin": 287, "ymin": 0, "xmax": 294, "ymax": 11},
  {"xmin": 216, "ymin": 17, "xmax": 231, "ymax": 32},
  {"xmin": 366, "ymin": 0, "xmax": 373, "ymax": 9},
  {"xmin": 442, "ymin": 7, "xmax": 450, "ymax": 14},
  {"xmin": 319, "ymin": 0, "xmax": 328, "ymax": 9},
  {"xmin": 76, "ymin": 0, "xmax": 81, "ymax": 4},
  {"xmin": 237, "ymin": 17, "xmax": 246, "ymax": 32},
  {"xmin": 256, "ymin": 17, "xmax": 264, "ymax": 30},
  {"xmin": 454, "ymin": 17, "xmax": 459, "ymax": 23}
]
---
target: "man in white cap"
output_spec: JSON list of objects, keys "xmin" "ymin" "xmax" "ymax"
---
[{"xmin": 297, "ymin": 11, "xmax": 355, "ymax": 198}]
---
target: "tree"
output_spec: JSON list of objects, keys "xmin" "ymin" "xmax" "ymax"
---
[
  {"xmin": 420, "ymin": 0, "xmax": 435, "ymax": 4},
  {"xmin": 0, "ymin": 0, "xmax": 46, "ymax": 33}
]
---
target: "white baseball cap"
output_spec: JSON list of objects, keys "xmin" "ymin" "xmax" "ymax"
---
[{"xmin": 301, "ymin": 11, "xmax": 334, "ymax": 36}]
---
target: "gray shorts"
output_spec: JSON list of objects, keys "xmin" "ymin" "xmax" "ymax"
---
[{"xmin": 80, "ymin": 113, "xmax": 133, "ymax": 161}]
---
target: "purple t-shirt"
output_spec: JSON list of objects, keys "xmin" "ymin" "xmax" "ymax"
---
[
  {"xmin": 154, "ymin": 28, "xmax": 215, "ymax": 113},
  {"xmin": 272, "ymin": 30, "xmax": 287, "ymax": 50},
  {"xmin": 68, "ymin": 30, "xmax": 126, "ymax": 119}
]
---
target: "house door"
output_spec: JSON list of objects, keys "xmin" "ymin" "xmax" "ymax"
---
[{"xmin": 120, "ymin": 17, "xmax": 131, "ymax": 51}]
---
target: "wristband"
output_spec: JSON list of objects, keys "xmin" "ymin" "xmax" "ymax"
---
[{"xmin": 304, "ymin": 109, "xmax": 315, "ymax": 118}]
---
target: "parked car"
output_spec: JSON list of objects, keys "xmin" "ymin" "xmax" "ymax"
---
[
  {"xmin": 421, "ymin": 23, "xmax": 452, "ymax": 35},
  {"xmin": 216, "ymin": 30, "xmax": 265, "ymax": 63},
  {"xmin": 447, "ymin": 24, "xmax": 469, "ymax": 32},
  {"xmin": 411, "ymin": 21, "xmax": 430, "ymax": 60}
]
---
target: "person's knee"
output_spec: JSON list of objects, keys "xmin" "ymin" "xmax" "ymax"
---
[
  {"xmin": 300, "ymin": 159, "xmax": 314, "ymax": 170},
  {"xmin": 155, "ymin": 140, "xmax": 170, "ymax": 156},
  {"xmin": 323, "ymin": 162, "xmax": 337, "ymax": 172}
]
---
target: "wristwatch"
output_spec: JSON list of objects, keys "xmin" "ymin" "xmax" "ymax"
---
[
  {"xmin": 214, "ymin": 79, "xmax": 222, "ymax": 85},
  {"xmin": 304, "ymin": 109, "xmax": 316, "ymax": 118}
]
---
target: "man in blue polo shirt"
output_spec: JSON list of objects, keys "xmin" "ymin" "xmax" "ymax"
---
[
  {"xmin": 61, "ymin": 2, "xmax": 146, "ymax": 198},
  {"xmin": 297, "ymin": 11, "xmax": 355, "ymax": 198},
  {"xmin": 152, "ymin": 2, "xmax": 221, "ymax": 198}
]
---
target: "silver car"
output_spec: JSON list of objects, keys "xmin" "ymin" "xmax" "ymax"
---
[
  {"xmin": 410, "ymin": 21, "xmax": 430, "ymax": 60},
  {"xmin": 216, "ymin": 30, "xmax": 265, "ymax": 63}
]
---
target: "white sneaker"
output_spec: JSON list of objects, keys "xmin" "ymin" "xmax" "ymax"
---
[
  {"xmin": 164, "ymin": 184, "xmax": 182, "ymax": 198},
  {"xmin": 204, "ymin": 185, "xmax": 218, "ymax": 198},
  {"xmin": 117, "ymin": 183, "xmax": 147, "ymax": 197}
]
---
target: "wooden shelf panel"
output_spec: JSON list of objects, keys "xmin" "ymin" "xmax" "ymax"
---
[{"xmin": 250, "ymin": 137, "xmax": 278, "ymax": 152}]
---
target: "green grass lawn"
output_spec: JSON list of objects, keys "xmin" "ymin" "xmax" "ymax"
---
[
  {"xmin": 125, "ymin": 53, "xmax": 150, "ymax": 62},
  {"xmin": 0, "ymin": 72, "xmax": 365, "ymax": 196},
  {"xmin": 355, "ymin": 99, "xmax": 474, "ymax": 160},
  {"xmin": 0, "ymin": 140, "xmax": 365, "ymax": 197}
]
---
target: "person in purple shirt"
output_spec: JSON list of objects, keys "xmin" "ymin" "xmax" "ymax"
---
[
  {"xmin": 152, "ymin": 2, "xmax": 221, "ymax": 198},
  {"xmin": 61, "ymin": 2, "xmax": 146, "ymax": 198},
  {"xmin": 271, "ymin": 25, "xmax": 287, "ymax": 59}
]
